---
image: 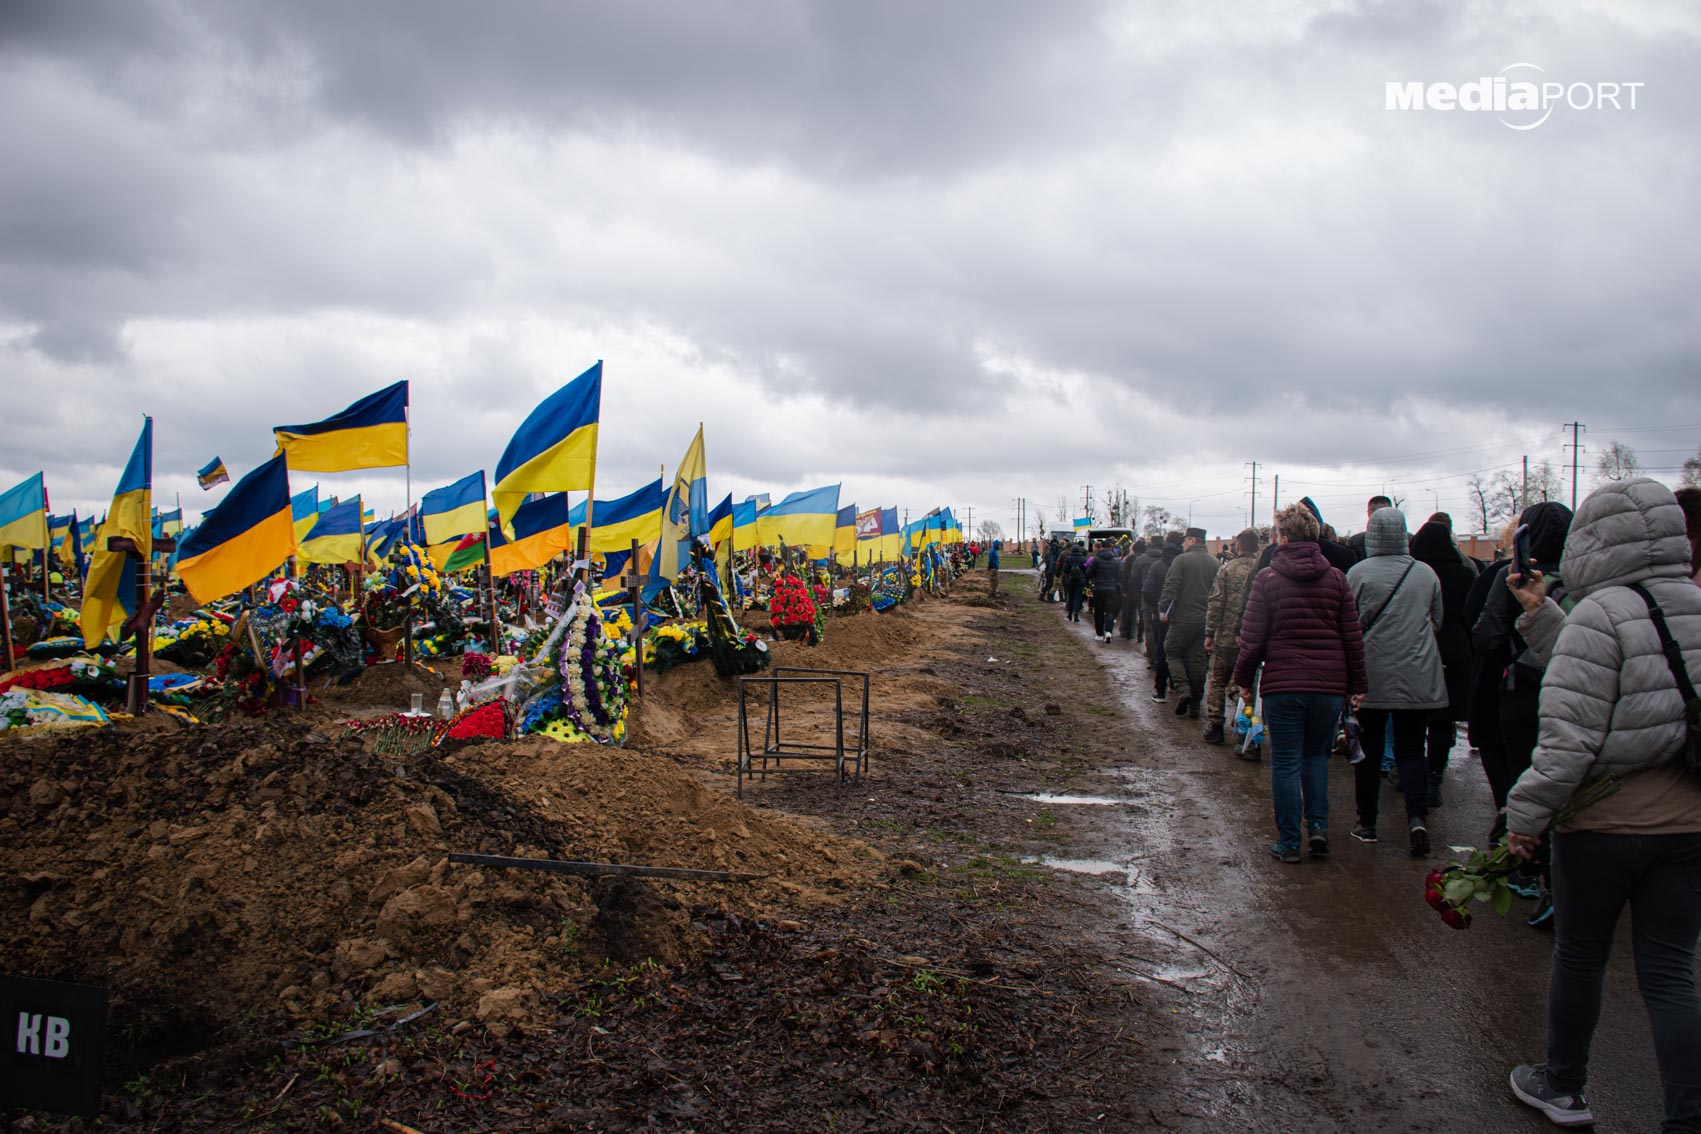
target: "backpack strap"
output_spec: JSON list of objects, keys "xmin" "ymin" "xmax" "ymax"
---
[
  {"xmin": 1630, "ymin": 583, "xmax": 1699, "ymax": 706},
  {"xmin": 1360, "ymin": 561, "xmax": 1417, "ymax": 636}
]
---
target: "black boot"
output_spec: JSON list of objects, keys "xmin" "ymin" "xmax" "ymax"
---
[{"xmin": 1203, "ymin": 722, "xmax": 1225, "ymax": 745}]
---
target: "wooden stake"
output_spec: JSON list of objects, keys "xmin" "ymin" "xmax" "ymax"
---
[
  {"xmin": 109, "ymin": 535, "xmax": 174, "ymax": 715},
  {"xmin": 0, "ymin": 563, "xmax": 15, "ymax": 674},
  {"xmin": 618, "ymin": 536, "xmax": 647, "ymax": 699}
]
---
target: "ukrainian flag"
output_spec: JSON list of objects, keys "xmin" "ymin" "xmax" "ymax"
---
[
  {"xmin": 493, "ymin": 361, "xmax": 601, "ymax": 535},
  {"xmin": 421, "ymin": 471, "xmax": 488, "ymax": 546},
  {"xmin": 273, "ymin": 381, "xmax": 409, "ymax": 473},
  {"xmin": 0, "ymin": 473, "xmax": 49, "ymax": 551},
  {"xmin": 291, "ymin": 485, "xmax": 320, "ymax": 542},
  {"xmin": 48, "ymin": 513, "xmax": 72, "ymax": 566},
  {"xmin": 878, "ymin": 507, "xmax": 900, "ymax": 561},
  {"xmin": 707, "ymin": 494, "xmax": 734, "ymax": 547},
  {"xmin": 657, "ymin": 425, "xmax": 709, "ymax": 584},
  {"xmin": 177, "ymin": 455, "xmax": 296, "ymax": 605},
  {"xmin": 488, "ymin": 493, "xmax": 572, "ymax": 577},
  {"xmin": 745, "ymin": 493, "xmax": 771, "ymax": 512},
  {"xmin": 756, "ymin": 484, "xmax": 840, "ymax": 549},
  {"xmin": 81, "ymin": 419, "xmax": 153, "ymax": 646},
  {"xmin": 834, "ymin": 504, "xmax": 858, "ymax": 560},
  {"xmin": 196, "ymin": 456, "xmax": 230, "ymax": 490},
  {"xmin": 156, "ymin": 508, "xmax": 183, "ymax": 537},
  {"xmin": 732, "ymin": 499, "xmax": 759, "ymax": 547},
  {"xmin": 297, "ymin": 496, "xmax": 366, "ymax": 565},
  {"xmin": 569, "ymin": 478, "xmax": 665, "ymax": 554}
]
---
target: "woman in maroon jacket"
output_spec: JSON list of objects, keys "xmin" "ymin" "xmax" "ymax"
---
[{"xmin": 1236, "ymin": 503, "xmax": 1369, "ymax": 863}]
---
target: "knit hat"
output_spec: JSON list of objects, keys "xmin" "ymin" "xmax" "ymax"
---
[{"xmin": 1299, "ymin": 496, "xmax": 1324, "ymax": 524}]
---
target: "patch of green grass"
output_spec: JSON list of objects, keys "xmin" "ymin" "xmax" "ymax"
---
[{"xmin": 955, "ymin": 854, "xmax": 1046, "ymax": 882}]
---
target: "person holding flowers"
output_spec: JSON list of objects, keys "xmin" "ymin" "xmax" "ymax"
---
[{"xmin": 1500, "ymin": 479, "xmax": 1701, "ymax": 1131}]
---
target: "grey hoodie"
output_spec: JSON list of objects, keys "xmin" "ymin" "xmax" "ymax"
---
[
  {"xmin": 1345, "ymin": 508, "xmax": 1447, "ymax": 711},
  {"xmin": 1506, "ymin": 478, "xmax": 1701, "ymax": 835}
]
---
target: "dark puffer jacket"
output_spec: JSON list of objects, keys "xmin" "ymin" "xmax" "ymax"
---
[
  {"xmin": 1411, "ymin": 521, "xmax": 1478, "ymax": 720},
  {"xmin": 1087, "ymin": 549, "xmax": 1122, "ymax": 593},
  {"xmin": 1233, "ymin": 540, "xmax": 1369, "ymax": 697}
]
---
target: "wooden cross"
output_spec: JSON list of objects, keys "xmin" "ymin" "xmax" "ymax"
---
[
  {"xmin": 617, "ymin": 536, "xmax": 647, "ymax": 698},
  {"xmin": 107, "ymin": 535, "xmax": 176, "ymax": 715},
  {"xmin": 0, "ymin": 562, "xmax": 15, "ymax": 675}
]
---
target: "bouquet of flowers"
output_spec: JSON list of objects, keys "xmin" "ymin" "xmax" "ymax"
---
[
  {"xmin": 768, "ymin": 570, "xmax": 818, "ymax": 642},
  {"xmin": 154, "ymin": 616, "xmax": 230, "ymax": 667},
  {"xmin": 539, "ymin": 584, "xmax": 629, "ymax": 744},
  {"xmin": 1424, "ymin": 775, "xmax": 1619, "ymax": 929}
]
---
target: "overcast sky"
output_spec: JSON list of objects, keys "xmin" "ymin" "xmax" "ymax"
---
[{"xmin": 3, "ymin": 0, "xmax": 1698, "ymax": 540}]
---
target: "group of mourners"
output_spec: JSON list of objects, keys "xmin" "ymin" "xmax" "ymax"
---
[{"xmin": 1036, "ymin": 478, "xmax": 1701, "ymax": 1131}]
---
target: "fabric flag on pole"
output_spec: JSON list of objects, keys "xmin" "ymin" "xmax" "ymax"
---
[
  {"xmin": 488, "ymin": 493, "xmax": 572, "ymax": 577},
  {"xmin": 879, "ymin": 507, "xmax": 901, "ymax": 561},
  {"xmin": 196, "ymin": 457, "xmax": 230, "ymax": 490},
  {"xmin": 441, "ymin": 531, "xmax": 489, "ymax": 574},
  {"xmin": 365, "ymin": 510, "xmax": 423, "ymax": 566},
  {"xmin": 421, "ymin": 471, "xmax": 488, "ymax": 546},
  {"xmin": 657, "ymin": 425, "xmax": 709, "ymax": 584},
  {"xmin": 745, "ymin": 493, "xmax": 771, "ymax": 512},
  {"xmin": 272, "ymin": 381, "xmax": 409, "ymax": 473},
  {"xmin": 81, "ymin": 419, "xmax": 153, "ymax": 646},
  {"xmin": 834, "ymin": 505, "xmax": 858, "ymax": 559},
  {"xmin": 855, "ymin": 509, "xmax": 881, "ymax": 539},
  {"xmin": 757, "ymin": 485, "xmax": 840, "ymax": 549},
  {"xmin": 493, "ymin": 361, "xmax": 601, "ymax": 535},
  {"xmin": 291, "ymin": 485, "xmax": 320, "ymax": 542},
  {"xmin": 568, "ymin": 478, "xmax": 665, "ymax": 554},
  {"xmin": 297, "ymin": 497, "xmax": 365, "ymax": 565},
  {"xmin": 732, "ymin": 499, "xmax": 759, "ymax": 546},
  {"xmin": 1073, "ymin": 517, "xmax": 1091, "ymax": 529},
  {"xmin": 0, "ymin": 473, "xmax": 49, "ymax": 550},
  {"xmin": 706, "ymin": 494, "xmax": 734, "ymax": 547},
  {"xmin": 48, "ymin": 514, "xmax": 72, "ymax": 564},
  {"xmin": 176, "ymin": 455, "xmax": 295, "ymax": 604},
  {"xmin": 155, "ymin": 508, "xmax": 183, "ymax": 537}
]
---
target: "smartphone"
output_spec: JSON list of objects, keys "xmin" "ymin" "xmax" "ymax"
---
[{"xmin": 1512, "ymin": 523, "xmax": 1534, "ymax": 587}]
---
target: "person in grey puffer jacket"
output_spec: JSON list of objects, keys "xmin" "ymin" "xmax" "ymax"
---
[
  {"xmin": 1502, "ymin": 479, "xmax": 1701, "ymax": 1132},
  {"xmin": 1345, "ymin": 508, "xmax": 1447, "ymax": 856}
]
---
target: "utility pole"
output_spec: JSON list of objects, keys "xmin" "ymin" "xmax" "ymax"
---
[
  {"xmin": 1245, "ymin": 460, "xmax": 1259, "ymax": 528},
  {"xmin": 1081, "ymin": 485, "xmax": 1094, "ymax": 526},
  {"xmin": 1271, "ymin": 475, "xmax": 1279, "ymax": 526},
  {"xmin": 1522, "ymin": 455, "xmax": 1529, "ymax": 510},
  {"xmin": 1563, "ymin": 422, "xmax": 1586, "ymax": 511}
]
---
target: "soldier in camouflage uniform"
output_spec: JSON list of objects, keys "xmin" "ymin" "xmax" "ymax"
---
[{"xmin": 1203, "ymin": 528, "xmax": 1263, "ymax": 746}]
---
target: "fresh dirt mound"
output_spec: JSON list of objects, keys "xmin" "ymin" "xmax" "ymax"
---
[
  {"xmin": 315, "ymin": 659, "xmax": 447, "ymax": 711},
  {"xmin": 1, "ymin": 717, "xmax": 878, "ymax": 1067}
]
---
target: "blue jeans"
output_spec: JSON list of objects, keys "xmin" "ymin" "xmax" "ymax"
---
[{"xmin": 1263, "ymin": 692, "xmax": 1344, "ymax": 849}]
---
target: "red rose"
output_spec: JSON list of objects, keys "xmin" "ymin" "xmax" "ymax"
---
[
  {"xmin": 1425, "ymin": 887, "xmax": 1445, "ymax": 911},
  {"xmin": 1439, "ymin": 907, "xmax": 1471, "ymax": 930},
  {"xmin": 1424, "ymin": 870, "xmax": 1444, "ymax": 889}
]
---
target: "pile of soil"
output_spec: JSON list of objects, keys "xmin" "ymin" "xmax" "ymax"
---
[
  {"xmin": 0, "ymin": 716, "xmax": 878, "ymax": 1068},
  {"xmin": 314, "ymin": 659, "xmax": 447, "ymax": 712}
]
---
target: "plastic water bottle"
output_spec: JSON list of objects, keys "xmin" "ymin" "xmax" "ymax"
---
[{"xmin": 436, "ymin": 691, "xmax": 455, "ymax": 719}]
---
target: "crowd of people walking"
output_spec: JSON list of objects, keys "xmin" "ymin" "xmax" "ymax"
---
[{"xmin": 1033, "ymin": 478, "xmax": 1701, "ymax": 1131}]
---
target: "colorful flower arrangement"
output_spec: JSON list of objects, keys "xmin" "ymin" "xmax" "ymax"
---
[
  {"xmin": 1423, "ymin": 775, "xmax": 1619, "ymax": 929},
  {"xmin": 555, "ymin": 585, "xmax": 629, "ymax": 744},
  {"xmin": 768, "ymin": 570, "xmax": 818, "ymax": 642},
  {"xmin": 362, "ymin": 543, "xmax": 464, "ymax": 651},
  {"xmin": 154, "ymin": 616, "xmax": 230, "ymax": 667},
  {"xmin": 461, "ymin": 652, "xmax": 493, "ymax": 681}
]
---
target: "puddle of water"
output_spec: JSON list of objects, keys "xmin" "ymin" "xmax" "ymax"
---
[
  {"xmin": 1019, "ymin": 793, "xmax": 1128, "ymax": 805},
  {"xmin": 1030, "ymin": 856, "xmax": 1128, "ymax": 875}
]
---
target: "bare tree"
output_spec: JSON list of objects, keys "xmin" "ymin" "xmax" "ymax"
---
[
  {"xmin": 975, "ymin": 520, "xmax": 1004, "ymax": 544},
  {"xmin": 1595, "ymin": 441, "xmax": 1642, "ymax": 483},
  {"xmin": 1466, "ymin": 473, "xmax": 1493, "ymax": 533},
  {"xmin": 1529, "ymin": 459, "xmax": 1563, "ymax": 503},
  {"xmin": 1682, "ymin": 447, "xmax": 1701, "ymax": 488},
  {"xmin": 1033, "ymin": 508, "xmax": 1048, "ymax": 539},
  {"xmin": 1141, "ymin": 505, "xmax": 1176, "ymax": 540}
]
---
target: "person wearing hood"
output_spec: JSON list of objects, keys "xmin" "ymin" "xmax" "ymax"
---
[
  {"xmin": 1474, "ymin": 499, "xmax": 1574, "ymax": 927},
  {"xmin": 1501, "ymin": 479, "xmax": 1701, "ymax": 1131},
  {"xmin": 1346, "ymin": 507, "xmax": 1447, "ymax": 856},
  {"xmin": 986, "ymin": 539, "xmax": 1002, "ymax": 597},
  {"xmin": 1235, "ymin": 504, "xmax": 1369, "ymax": 863},
  {"xmin": 1060, "ymin": 541, "xmax": 1088, "ymax": 622},
  {"xmin": 1086, "ymin": 540, "xmax": 1123, "ymax": 641},
  {"xmin": 1159, "ymin": 527, "xmax": 1221, "ymax": 717},
  {"xmin": 1410, "ymin": 519, "xmax": 1480, "ymax": 808},
  {"xmin": 1133, "ymin": 538, "xmax": 1166, "ymax": 652},
  {"xmin": 1143, "ymin": 531, "xmax": 1185, "ymax": 701},
  {"xmin": 1119, "ymin": 539, "xmax": 1148, "ymax": 642},
  {"xmin": 1246, "ymin": 496, "xmax": 1359, "ymax": 584},
  {"xmin": 1346, "ymin": 494, "xmax": 1396, "ymax": 562}
]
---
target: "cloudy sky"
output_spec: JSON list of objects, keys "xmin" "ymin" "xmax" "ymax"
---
[{"xmin": 3, "ymin": 0, "xmax": 1698, "ymax": 541}]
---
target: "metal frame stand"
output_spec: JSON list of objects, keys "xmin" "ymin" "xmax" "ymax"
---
[{"xmin": 736, "ymin": 667, "xmax": 871, "ymax": 798}]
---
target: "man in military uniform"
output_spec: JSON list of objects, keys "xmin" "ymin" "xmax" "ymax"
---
[
  {"xmin": 1203, "ymin": 528, "xmax": 1262, "ymax": 746},
  {"xmin": 1157, "ymin": 527, "xmax": 1220, "ymax": 717}
]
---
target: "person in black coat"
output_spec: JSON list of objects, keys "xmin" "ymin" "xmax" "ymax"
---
[
  {"xmin": 1143, "ymin": 532, "xmax": 1184, "ymax": 699},
  {"xmin": 1060, "ymin": 542, "xmax": 1088, "ymax": 622},
  {"xmin": 1086, "ymin": 541, "xmax": 1123, "ymax": 641},
  {"xmin": 1120, "ymin": 539, "xmax": 1148, "ymax": 642},
  {"xmin": 1410, "ymin": 520, "xmax": 1479, "ymax": 806}
]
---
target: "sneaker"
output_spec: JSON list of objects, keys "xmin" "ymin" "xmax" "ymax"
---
[
  {"xmin": 1507, "ymin": 877, "xmax": 1541, "ymax": 900},
  {"xmin": 1308, "ymin": 826, "xmax": 1329, "ymax": 857},
  {"xmin": 1202, "ymin": 723, "xmax": 1225, "ymax": 745},
  {"xmin": 1350, "ymin": 824, "xmax": 1378, "ymax": 843},
  {"xmin": 1427, "ymin": 776, "xmax": 1443, "ymax": 809},
  {"xmin": 1409, "ymin": 820, "xmax": 1430, "ymax": 858},
  {"xmin": 1528, "ymin": 891, "xmax": 1555, "ymax": 930},
  {"xmin": 1509, "ymin": 1064, "xmax": 1594, "ymax": 1127},
  {"xmin": 1268, "ymin": 842, "xmax": 1301, "ymax": 865},
  {"xmin": 1151, "ymin": 693, "xmax": 1167, "ymax": 704},
  {"xmin": 1173, "ymin": 696, "xmax": 1192, "ymax": 717}
]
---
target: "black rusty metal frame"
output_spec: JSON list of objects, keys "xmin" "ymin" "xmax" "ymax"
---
[{"xmin": 736, "ymin": 667, "xmax": 871, "ymax": 798}]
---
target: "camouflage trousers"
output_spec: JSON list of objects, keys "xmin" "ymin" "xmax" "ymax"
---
[{"xmin": 1205, "ymin": 643, "xmax": 1241, "ymax": 728}]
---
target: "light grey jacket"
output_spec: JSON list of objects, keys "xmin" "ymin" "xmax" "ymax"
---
[
  {"xmin": 1506, "ymin": 478, "xmax": 1701, "ymax": 835},
  {"xmin": 1345, "ymin": 508, "xmax": 1447, "ymax": 711}
]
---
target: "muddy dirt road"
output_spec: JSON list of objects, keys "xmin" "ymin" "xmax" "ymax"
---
[{"xmin": 1018, "ymin": 568, "xmax": 1687, "ymax": 1132}]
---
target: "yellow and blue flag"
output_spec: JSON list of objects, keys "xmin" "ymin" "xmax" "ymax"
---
[
  {"xmin": 745, "ymin": 493, "xmax": 771, "ymax": 512},
  {"xmin": 176, "ymin": 455, "xmax": 296, "ymax": 604},
  {"xmin": 81, "ymin": 419, "xmax": 153, "ymax": 646},
  {"xmin": 273, "ymin": 381, "xmax": 409, "ymax": 473},
  {"xmin": 657, "ymin": 425, "xmax": 709, "ymax": 584},
  {"xmin": 197, "ymin": 456, "xmax": 230, "ymax": 490},
  {"xmin": 488, "ymin": 493, "xmax": 572, "ymax": 577},
  {"xmin": 569, "ymin": 478, "xmax": 665, "ymax": 555},
  {"xmin": 154, "ymin": 508, "xmax": 183, "ymax": 537},
  {"xmin": 493, "ymin": 361, "xmax": 601, "ymax": 535},
  {"xmin": 834, "ymin": 505, "xmax": 858, "ymax": 560},
  {"xmin": 291, "ymin": 485, "xmax": 320, "ymax": 542},
  {"xmin": 422, "ymin": 471, "xmax": 488, "ymax": 546},
  {"xmin": 757, "ymin": 484, "xmax": 840, "ymax": 549},
  {"xmin": 0, "ymin": 473, "xmax": 49, "ymax": 550},
  {"xmin": 732, "ymin": 499, "xmax": 759, "ymax": 547},
  {"xmin": 48, "ymin": 513, "xmax": 72, "ymax": 564},
  {"xmin": 297, "ymin": 496, "xmax": 365, "ymax": 565},
  {"xmin": 707, "ymin": 494, "xmax": 734, "ymax": 547}
]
